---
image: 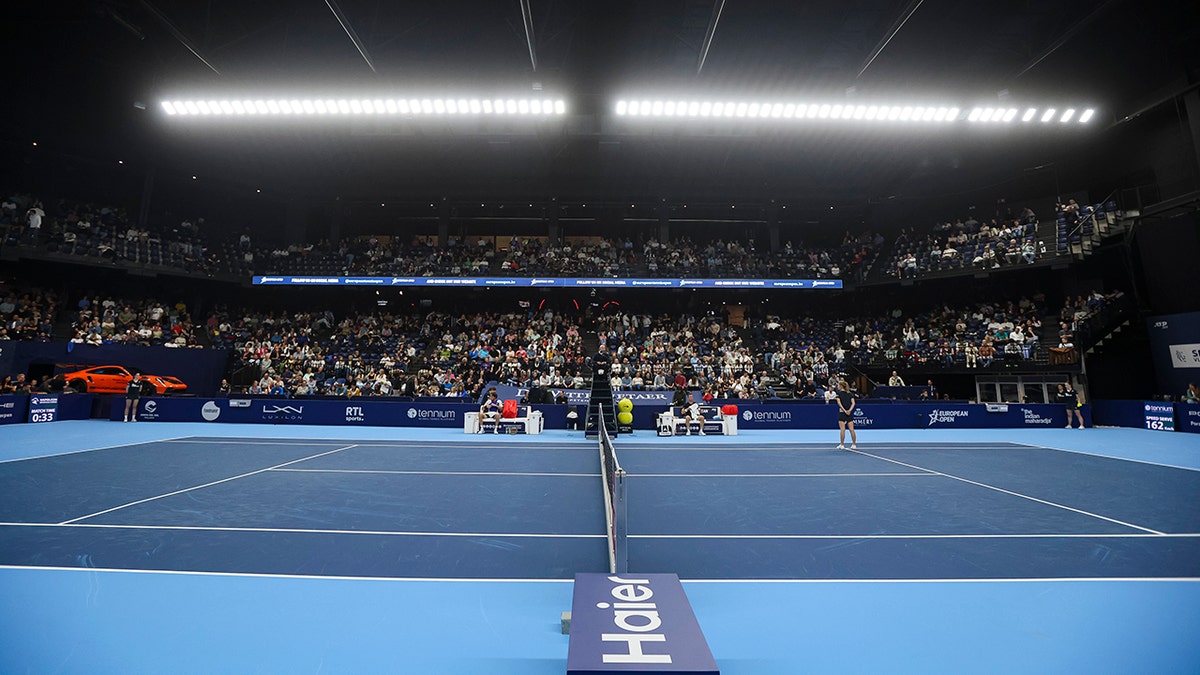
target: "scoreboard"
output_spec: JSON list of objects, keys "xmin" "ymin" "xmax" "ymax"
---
[
  {"xmin": 28, "ymin": 394, "xmax": 59, "ymax": 423},
  {"xmin": 1143, "ymin": 401, "xmax": 1175, "ymax": 431}
]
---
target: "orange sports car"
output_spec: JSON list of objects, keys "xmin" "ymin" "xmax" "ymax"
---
[{"xmin": 58, "ymin": 365, "xmax": 188, "ymax": 395}]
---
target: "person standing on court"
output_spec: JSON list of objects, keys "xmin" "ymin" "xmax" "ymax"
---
[
  {"xmin": 1062, "ymin": 381, "xmax": 1086, "ymax": 429},
  {"xmin": 479, "ymin": 388, "xmax": 502, "ymax": 434},
  {"xmin": 836, "ymin": 380, "xmax": 857, "ymax": 449},
  {"xmin": 124, "ymin": 373, "xmax": 143, "ymax": 422}
]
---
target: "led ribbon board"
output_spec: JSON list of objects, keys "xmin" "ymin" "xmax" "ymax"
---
[{"xmin": 252, "ymin": 276, "xmax": 843, "ymax": 289}]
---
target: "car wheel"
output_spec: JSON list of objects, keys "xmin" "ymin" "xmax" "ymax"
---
[{"xmin": 69, "ymin": 379, "xmax": 88, "ymax": 393}]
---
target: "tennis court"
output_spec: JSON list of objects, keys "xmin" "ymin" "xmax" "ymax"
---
[{"xmin": 1, "ymin": 421, "xmax": 1198, "ymax": 673}]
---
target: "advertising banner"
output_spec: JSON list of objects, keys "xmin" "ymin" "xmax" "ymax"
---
[
  {"xmin": 102, "ymin": 397, "xmax": 1089, "ymax": 431},
  {"xmin": 1177, "ymin": 404, "xmax": 1200, "ymax": 434},
  {"xmin": 567, "ymin": 573, "xmax": 718, "ymax": 674},
  {"xmin": 0, "ymin": 394, "xmax": 29, "ymax": 425},
  {"xmin": 1147, "ymin": 312, "xmax": 1200, "ymax": 399},
  {"xmin": 119, "ymin": 397, "xmax": 471, "ymax": 427}
]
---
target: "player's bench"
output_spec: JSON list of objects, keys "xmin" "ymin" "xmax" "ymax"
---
[
  {"xmin": 656, "ymin": 405, "xmax": 738, "ymax": 436},
  {"xmin": 464, "ymin": 406, "xmax": 544, "ymax": 434}
]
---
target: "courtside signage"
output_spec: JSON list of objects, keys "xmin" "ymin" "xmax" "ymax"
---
[
  {"xmin": 0, "ymin": 394, "xmax": 29, "ymax": 425},
  {"xmin": 1143, "ymin": 401, "xmax": 1175, "ymax": 431},
  {"xmin": 27, "ymin": 394, "xmax": 59, "ymax": 423},
  {"xmin": 253, "ymin": 276, "xmax": 841, "ymax": 289},
  {"xmin": 567, "ymin": 573, "xmax": 719, "ymax": 674}
]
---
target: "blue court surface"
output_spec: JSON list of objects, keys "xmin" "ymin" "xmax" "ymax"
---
[{"xmin": 1, "ymin": 421, "xmax": 1198, "ymax": 673}]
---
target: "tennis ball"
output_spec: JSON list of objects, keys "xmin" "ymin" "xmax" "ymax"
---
[
  {"xmin": 617, "ymin": 398, "xmax": 634, "ymax": 413},
  {"xmin": 617, "ymin": 411, "xmax": 633, "ymax": 425}
]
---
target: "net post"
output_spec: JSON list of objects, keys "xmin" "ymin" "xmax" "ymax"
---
[{"xmin": 613, "ymin": 468, "xmax": 628, "ymax": 574}]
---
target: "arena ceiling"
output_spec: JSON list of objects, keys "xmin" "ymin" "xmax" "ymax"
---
[{"xmin": 6, "ymin": 0, "xmax": 1199, "ymax": 215}]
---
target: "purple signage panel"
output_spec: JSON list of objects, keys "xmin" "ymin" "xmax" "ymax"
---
[{"xmin": 568, "ymin": 573, "xmax": 719, "ymax": 675}]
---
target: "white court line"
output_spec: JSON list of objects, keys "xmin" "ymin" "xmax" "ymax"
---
[
  {"xmin": 1007, "ymin": 441, "xmax": 1200, "ymax": 473},
  {"xmin": 631, "ymin": 532, "xmax": 1200, "ymax": 539},
  {"xmin": 273, "ymin": 468, "xmax": 598, "ymax": 477},
  {"xmin": 0, "ymin": 435, "xmax": 194, "ymax": 464},
  {"xmin": 682, "ymin": 576, "xmax": 1200, "ymax": 583},
  {"xmin": 849, "ymin": 448, "xmax": 1166, "ymax": 535},
  {"xmin": 619, "ymin": 444, "xmax": 1028, "ymax": 452},
  {"xmin": 0, "ymin": 565, "xmax": 576, "ymax": 583},
  {"xmin": 0, "ymin": 522, "xmax": 604, "ymax": 538},
  {"xmin": 0, "ymin": 565, "xmax": 1195, "ymax": 584},
  {"xmin": 272, "ymin": 469, "xmax": 931, "ymax": 478},
  {"xmin": 163, "ymin": 439, "xmax": 592, "ymax": 449},
  {"xmin": 632, "ymin": 472, "xmax": 936, "ymax": 478},
  {"xmin": 5, "ymin": 522, "xmax": 1192, "ymax": 540},
  {"xmin": 58, "ymin": 444, "xmax": 360, "ymax": 525},
  {"xmin": 163, "ymin": 439, "xmax": 363, "ymax": 447}
]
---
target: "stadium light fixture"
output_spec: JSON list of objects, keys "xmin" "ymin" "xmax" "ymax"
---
[
  {"xmin": 610, "ymin": 99, "xmax": 1096, "ymax": 127},
  {"xmin": 160, "ymin": 95, "xmax": 569, "ymax": 118}
]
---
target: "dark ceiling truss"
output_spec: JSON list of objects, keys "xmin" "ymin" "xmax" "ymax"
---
[
  {"xmin": 695, "ymin": 0, "xmax": 727, "ymax": 75},
  {"xmin": 856, "ymin": 0, "xmax": 925, "ymax": 79},
  {"xmin": 519, "ymin": 0, "xmax": 538, "ymax": 72},
  {"xmin": 1012, "ymin": 0, "xmax": 1123, "ymax": 80},
  {"xmin": 137, "ymin": 0, "xmax": 221, "ymax": 75},
  {"xmin": 324, "ymin": 0, "xmax": 377, "ymax": 73}
]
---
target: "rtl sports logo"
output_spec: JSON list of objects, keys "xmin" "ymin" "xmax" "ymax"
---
[
  {"xmin": 928, "ymin": 409, "xmax": 970, "ymax": 426},
  {"xmin": 346, "ymin": 406, "xmax": 365, "ymax": 422},
  {"xmin": 262, "ymin": 404, "xmax": 304, "ymax": 421}
]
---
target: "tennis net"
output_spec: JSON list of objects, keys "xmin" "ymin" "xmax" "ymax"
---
[{"xmin": 597, "ymin": 404, "xmax": 628, "ymax": 574}]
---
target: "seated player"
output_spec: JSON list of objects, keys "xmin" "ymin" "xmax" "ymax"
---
[
  {"xmin": 683, "ymin": 392, "xmax": 706, "ymax": 436},
  {"xmin": 479, "ymin": 388, "xmax": 502, "ymax": 434}
]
